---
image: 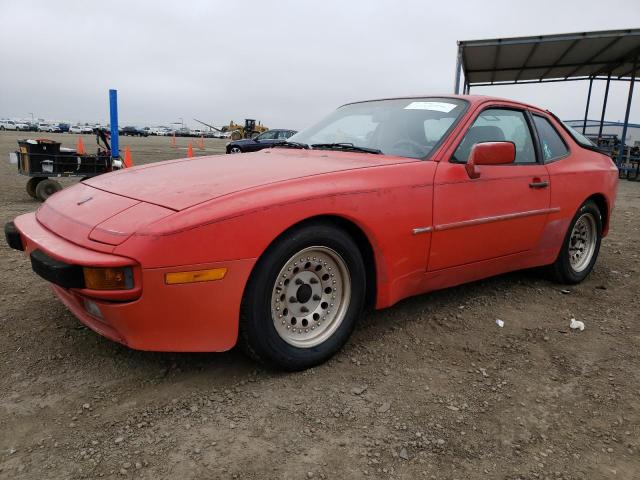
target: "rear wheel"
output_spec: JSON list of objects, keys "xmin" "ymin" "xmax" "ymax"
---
[
  {"xmin": 26, "ymin": 177, "xmax": 44, "ymax": 199},
  {"xmin": 550, "ymin": 200, "xmax": 602, "ymax": 284},
  {"xmin": 35, "ymin": 179, "xmax": 63, "ymax": 201},
  {"xmin": 239, "ymin": 221, "xmax": 366, "ymax": 370}
]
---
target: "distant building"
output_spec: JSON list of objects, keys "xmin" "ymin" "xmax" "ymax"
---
[{"xmin": 564, "ymin": 119, "xmax": 640, "ymax": 146}]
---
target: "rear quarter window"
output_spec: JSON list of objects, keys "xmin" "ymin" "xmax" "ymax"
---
[{"xmin": 532, "ymin": 115, "xmax": 569, "ymax": 162}]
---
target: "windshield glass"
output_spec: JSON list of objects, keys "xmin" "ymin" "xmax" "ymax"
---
[{"xmin": 288, "ymin": 97, "xmax": 467, "ymax": 159}]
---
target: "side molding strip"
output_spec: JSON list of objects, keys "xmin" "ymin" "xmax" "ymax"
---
[
  {"xmin": 412, "ymin": 226, "xmax": 433, "ymax": 235},
  {"xmin": 434, "ymin": 207, "xmax": 561, "ymax": 232}
]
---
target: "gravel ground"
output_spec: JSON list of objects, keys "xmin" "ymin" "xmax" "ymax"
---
[{"xmin": 0, "ymin": 131, "xmax": 638, "ymax": 480}]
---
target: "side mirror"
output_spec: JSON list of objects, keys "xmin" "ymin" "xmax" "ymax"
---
[{"xmin": 465, "ymin": 141, "xmax": 515, "ymax": 179}]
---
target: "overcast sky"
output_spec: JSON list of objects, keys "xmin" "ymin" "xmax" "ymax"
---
[{"xmin": 1, "ymin": 0, "xmax": 638, "ymax": 129}]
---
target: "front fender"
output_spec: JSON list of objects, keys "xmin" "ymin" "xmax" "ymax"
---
[{"xmin": 116, "ymin": 162, "xmax": 438, "ymax": 308}]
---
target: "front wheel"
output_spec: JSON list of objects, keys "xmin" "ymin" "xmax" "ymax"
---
[
  {"xmin": 550, "ymin": 200, "xmax": 602, "ymax": 284},
  {"xmin": 239, "ymin": 221, "xmax": 366, "ymax": 370},
  {"xmin": 228, "ymin": 146, "xmax": 242, "ymax": 154}
]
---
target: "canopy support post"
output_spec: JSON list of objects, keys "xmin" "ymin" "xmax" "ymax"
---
[
  {"xmin": 598, "ymin": 74, "xmax": 611, "ymax": 140},
  {"xmin": 582, "ymin": 77, "xmax": 593, "ymax": 134},
  {"xmin": 454, "ymin": 44, "xmax": 462, "ymax": 94},
  {"xmin": 618, "ymin": 58, "xmax": 637, "ymax": 166}
]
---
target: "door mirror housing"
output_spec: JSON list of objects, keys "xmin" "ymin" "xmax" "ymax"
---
[{"xmin": 465, "ymin": 141, "xmax": 516, "ymax": 179}]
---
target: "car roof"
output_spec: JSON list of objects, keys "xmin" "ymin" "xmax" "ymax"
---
[{"xmin": 341, "ymin": 94, "xmax": 546, "ymax": 113}]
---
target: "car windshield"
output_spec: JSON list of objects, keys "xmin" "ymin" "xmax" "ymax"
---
[{"xmin": 288, "ymin": 97, "xmax": 467, "ymax": 159}]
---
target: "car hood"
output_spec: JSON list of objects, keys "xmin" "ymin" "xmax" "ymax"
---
[{"xmin": 83, "ymin": 149, "xmax": 415, "ymax": 211}]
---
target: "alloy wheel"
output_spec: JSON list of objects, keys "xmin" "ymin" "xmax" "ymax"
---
[{"xmin": 270, "ymin": 246, "xmax": 351, "ymax": 348}]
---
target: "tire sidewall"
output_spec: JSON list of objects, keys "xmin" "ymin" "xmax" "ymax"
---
[
  {"xmin": 26, "ymin": 177, "xmax": 44, "ymax": 199},
  {"xmin": 557, "ymin": 201, "xmax": 602, "ymax": 283},
  {"xmin": 242, "ymin": 222, "xmax": 366, "ymax": 370},
  {"xmin": 35, "ymin": 179, "xmax": 62, "ymax": 201}
]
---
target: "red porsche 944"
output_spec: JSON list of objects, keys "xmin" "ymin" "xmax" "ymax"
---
[{"xmin": 5, "ymin": 96, "xmax": 618, "ymax": 370}]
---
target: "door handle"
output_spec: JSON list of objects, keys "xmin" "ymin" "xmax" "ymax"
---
[{"xmin": 529, "ymin": 180, "xmax": 549, "ymax": 189}]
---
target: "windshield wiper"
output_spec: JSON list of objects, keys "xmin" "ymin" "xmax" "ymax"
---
[
  {"xmin": 272, "ymin": 140, "xmax": 310, "ymax": 149},
  {"xmin": 311, "ymin": 143, "xmax": 382, "ymax": 154}
]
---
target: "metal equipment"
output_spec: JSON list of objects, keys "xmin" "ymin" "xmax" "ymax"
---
[{"xmin": 10, "ymin": 129, "xmax": 121, "ymax": 201}]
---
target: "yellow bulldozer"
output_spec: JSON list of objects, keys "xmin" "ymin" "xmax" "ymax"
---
[{"xmin": 194, "ymin": 118, "xmax": 268, "ymax": 140}]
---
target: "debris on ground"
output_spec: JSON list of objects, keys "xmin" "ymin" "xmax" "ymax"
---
[{"xmin": 569, "ymin": 318, "xmax": 585, "ymax": 331}]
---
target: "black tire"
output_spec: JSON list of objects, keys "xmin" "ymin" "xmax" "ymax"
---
[
  {"xmin": 35, "ymin": 179, "xmax": 63, "ymax": 202},
  {"xmin": 239, "ymin": 221, "xmax": 366, "ymax": 371},
  {"xmin": 26, "ymin": 177, "xmax": 44, "ymax": 199},
  {"xmin": 550, "ymin": 200, "xmax": 602, "ymax": 284},
  {"xmin": 228, "ymin": 146, "xmax": 243, "ymax": 154}
]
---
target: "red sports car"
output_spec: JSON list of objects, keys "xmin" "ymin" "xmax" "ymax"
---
[{"xmin": 5, "ymin": 95, "xmax": 618, "ymax": 370}]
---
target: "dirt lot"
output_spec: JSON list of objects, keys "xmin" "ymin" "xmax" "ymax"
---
[{"xmin": 0, "ymin": 131, "xmax": 638, "ymax": 480}]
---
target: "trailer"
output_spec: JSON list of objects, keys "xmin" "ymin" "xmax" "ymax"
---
[{"xmin": 9, "ymin": 129, "xmax": 121, "ymax": 201}]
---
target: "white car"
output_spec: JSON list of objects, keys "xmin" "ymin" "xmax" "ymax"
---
[
  {"xmin": 81, "ymin": 126, "xmax": 94, "ymax": 134},
  {"xmin": 150, "ymin": 126, "xmax": 171, "ymax": 136},
  {"xmin": 37, "ymin": 123, "xmax": 61, "ymax": 133},
  {"xmin": 0, "ymin": 120, "xmax": 18, "ymax": 131},
  {"xmin": 68, "ymin": 125, "xmax": 83, "ymax": 134}
]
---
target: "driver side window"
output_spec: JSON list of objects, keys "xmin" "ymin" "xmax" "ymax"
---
[
  {"xmin": 257, "ymin": 131, "xmax": 278, "ymax": 140},
  {"xmin": 453, "ymin": 108, "xmax": 536, "ymax": 164}
]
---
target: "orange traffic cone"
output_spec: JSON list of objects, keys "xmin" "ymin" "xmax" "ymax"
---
[
  {"xmin": 198, "ymin": 135, "xmax": 205, "ymax": 150},
  {"xmin": 171, "ymin": 133, "xmax": 176, "ymax": 148},
  {"xmin": 187, "ymin": 143, "xmax": 194, "ymax": 158},
  {"xmin": 123, "ymin": 146, "xmax": 133, "ymax": 168},
  {"xmin": 76, "ymin": 137, "xmax": 85, "ymax": 155}
]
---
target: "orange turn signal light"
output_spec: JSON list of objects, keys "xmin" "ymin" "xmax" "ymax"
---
[
  {"xmin": 83, "ymin": 266, "xmax": 134, "ymax": 290},
  {"xmin": 165, "ymin": 268, "xmax": 227, "ymax": 285}
]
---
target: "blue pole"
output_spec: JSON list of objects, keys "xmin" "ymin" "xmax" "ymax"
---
[
  {"xmin": 109, "ymin": 89, "xmax": 119, "ymax": 158},
  {"xmin": 618, "ymin": 59, "xmax": 636, "ymax": 166}
]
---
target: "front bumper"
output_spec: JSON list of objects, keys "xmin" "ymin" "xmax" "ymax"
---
[{"xmin": 8, "ymin": 213, "xmax": 256, "ymax": 352}]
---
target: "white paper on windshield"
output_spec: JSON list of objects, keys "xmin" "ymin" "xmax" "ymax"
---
[{"xmin": 404, "ymin": 101, "xmax": 457, "ymax": 113}]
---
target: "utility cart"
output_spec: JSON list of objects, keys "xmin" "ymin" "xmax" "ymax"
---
[{"xmin": 9, "ymin": 129, "xmax": 121, "ymax": 201}]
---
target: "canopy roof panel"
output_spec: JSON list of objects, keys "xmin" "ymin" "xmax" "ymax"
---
[{"xmin": 460, "ymin": 29, "xmax": 640, "ymax": 86}]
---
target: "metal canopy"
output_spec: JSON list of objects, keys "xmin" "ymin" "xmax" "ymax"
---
[
  {"xmin": 453, "ymin": 29, "xmax": 639, "ymax": 167},
  {"xmin": 457, "ymin": 29, "xmax": 640, "ymax": 87}
]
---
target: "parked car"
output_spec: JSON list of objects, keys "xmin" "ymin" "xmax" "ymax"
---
[
  {"xmin": 81, "ymin": 126, "xmax": 94, "ymax": 134},
  {"xmin": 174, "ymin": 127, "xmax": 192, "ymax": 137},
  {"xmin": 5, "ymin": 95, "xmax": 618, "ymax": 371},
  {"xmin": 226, "ymin": 129, "xmax": 297, "ymax": 153},
  {"xmin": 121, "ymin": 126, "xmax": 148, "ymax": 137},
  {"xmin": 0, "ymin": 120, "xmax": 18, "ymax": 130},
  {"xmin": 37, "ymin": 123, "xmax": 61, "ymax": 133},
  {"xmin": 58, "ymin": 123, "xmax": 70, "ymax": 133},
  {"xmin": 15, "ymin": 121, "xmax": 31, "ymax": 131},
  {"xmin": 68, "ymin": 125, "xmax": 83, "ymax": 134},
  {"xmin": 149, "ymin": 127, "xmax": 171, "ymax": 136}
]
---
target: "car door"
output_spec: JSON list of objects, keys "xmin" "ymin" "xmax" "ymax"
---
[
  {"xmin": 428, "ymin": 106, "xmax": 551, "ymax": 271},
  {"xmin": 249, "ymin": 130, "xmax": 278, "ymax": 151},
  {"xmin": 261, "ymin": 130, "xmax": 281, "ymax": 148}
]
